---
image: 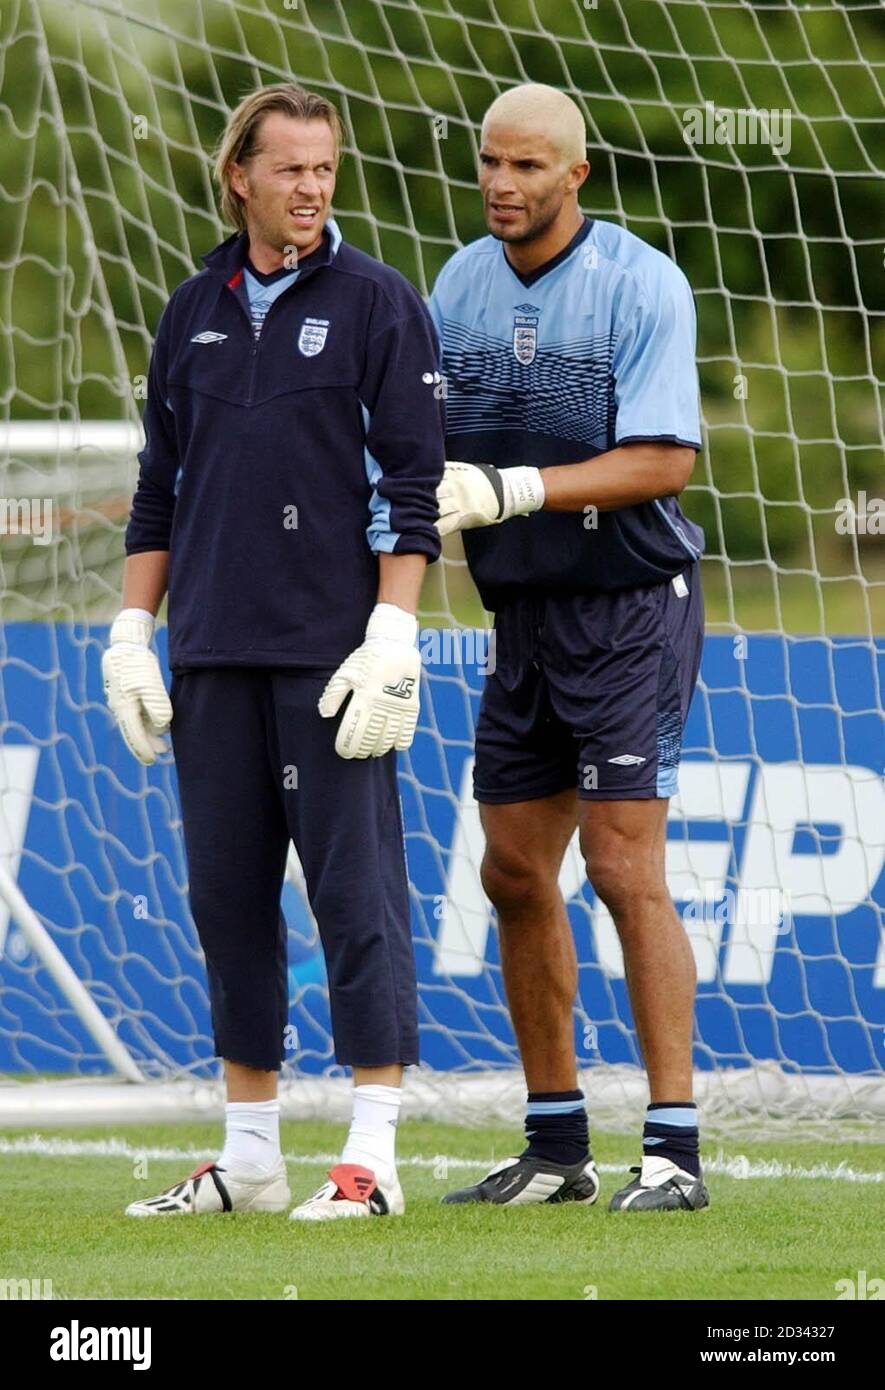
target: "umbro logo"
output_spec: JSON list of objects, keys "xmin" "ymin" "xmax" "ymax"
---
[
  {"xmin": 514, "ymin": 302, "xmax": 540, "ymax": 313},
  {"xmin": 190, "ymin": 330, "xmax": 228, "ymax": 344},
  {"xmin": 608, "ymin": 754, "xmax": 647, "ymax": 766},
  {"xmin": 382, "ymin": 677, "xmax": 416, "ymax": 700}
]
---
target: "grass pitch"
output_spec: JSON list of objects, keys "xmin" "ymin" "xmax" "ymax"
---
[{"xmin": 2, "ymin": 1121, "xmax": 883, "ymax": 1301}]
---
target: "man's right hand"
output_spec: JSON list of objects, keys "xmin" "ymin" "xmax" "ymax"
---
[
  {"xmin": 102, "ymin": 609, "xmax": 173, "ymax": 766},
  {"xmin": 435, "ymin": 460, "xmax": 545, "ymax": 536}
]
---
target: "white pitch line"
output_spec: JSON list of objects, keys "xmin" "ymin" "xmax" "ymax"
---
[{"xmin": 0, "ymin": 1134, "xmax": 883, "ymax": 1183}]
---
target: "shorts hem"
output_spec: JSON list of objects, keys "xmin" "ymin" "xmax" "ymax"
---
[
  {"xmin": 336, "ymin": 1054, "xmax": 420, "ymax": 1068},
  {"xmin": 218, "ymin": 1050, "xmax": 284, "ymax": 1072},
  {"xmin": 577, "ymin": 785, "xmax": 671, "ymax": 801},
  {"xmin": 473, "ymin": 778, "xmax": 576, "ymax": 805}
]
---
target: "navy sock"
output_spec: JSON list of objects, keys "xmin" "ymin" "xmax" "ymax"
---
[
  {"xmin": 522, "ymin": 1090, "xmax": 589, "ymax": 1167},
  {"xmin": 643, "ymin": 1101, "xmax": 700, "ymax": 1177}
]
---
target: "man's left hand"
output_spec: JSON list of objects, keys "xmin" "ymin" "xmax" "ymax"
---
[{"xmin": 319, "ymin": 603, "xmax": 421, "ymax": 759}]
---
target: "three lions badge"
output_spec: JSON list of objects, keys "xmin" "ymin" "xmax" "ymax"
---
[
  {"xmin": 298, "ymin": 317, "xmax": 330, "ymax": 356},
  {"xmin": 512, "ymin": 302, "xmax": 540, "ymax": 365}
]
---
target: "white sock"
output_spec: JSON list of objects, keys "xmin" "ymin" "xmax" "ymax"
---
[
  {"xmin": 341, "ymin": 1084, "xmax": 402, "ymax": 1176},
  {"xmin": 218, "ymin": 1099, "xmax": 281, "ymax": 1178}
]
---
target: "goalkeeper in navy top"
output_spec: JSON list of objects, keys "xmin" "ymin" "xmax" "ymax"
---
[
  {"xmin": 428, "ymin": 84, "xmax": 709, "ymax": 1214},
  {"xmin": 104, "ymin": 85, "xmax": 444, "ymax": 1222}
]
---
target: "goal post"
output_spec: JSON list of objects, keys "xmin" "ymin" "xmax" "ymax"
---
[{"xmin": 0, "ymin": 0, "xmax": 883, "ymax": 1133}]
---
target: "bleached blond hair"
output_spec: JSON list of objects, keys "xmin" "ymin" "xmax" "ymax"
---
[{"xmin": 482, "ymin": 84, "xmax": 587, "ymax": 165}]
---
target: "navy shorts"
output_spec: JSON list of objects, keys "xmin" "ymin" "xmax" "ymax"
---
[
  {"xmin": 474, "ymin": 564, "xmax": 704, "ymax": 803},
  {"xmin": 170, "ymin": 668, "xmax": 417, "ymax": 1071}
]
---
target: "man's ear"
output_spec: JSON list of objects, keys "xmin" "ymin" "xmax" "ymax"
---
[
  {"xmin": 229, "ymin": 161, "xmax": 249, "ymax": 201},
  {"xmin": 570, "ymin": 158, "xmax": 590, "ymax": 194}
]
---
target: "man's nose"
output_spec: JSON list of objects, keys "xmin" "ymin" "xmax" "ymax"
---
[
  {"xmin": 293, "ymin": 171, "xmax": 322, "ymax": 199},
  {"xmin": 488, "ymin": 169, "xmax": 518, "ymax": 199}
]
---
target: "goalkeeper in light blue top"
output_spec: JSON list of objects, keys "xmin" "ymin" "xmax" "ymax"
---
[{"xmin": 428, "ymin": 83, "xmax": 710, "ymax": 1215}]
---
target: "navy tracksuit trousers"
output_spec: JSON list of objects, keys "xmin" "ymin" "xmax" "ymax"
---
[{"xmin": 170, "ymin": 668, "xmax": 418, "ymax": 1070}]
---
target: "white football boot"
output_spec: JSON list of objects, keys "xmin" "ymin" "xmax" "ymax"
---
[
  {"xmin": 289, "ymin": 1162, "xmax": 404, "ymax": 1221},
  {"xmin": 125, "ymin": 1158, "xmax": 290, "ymax": 1216},
  {"xmin": 608, "ymin": 1155, "xmax": 710, "ymax": 1212}
]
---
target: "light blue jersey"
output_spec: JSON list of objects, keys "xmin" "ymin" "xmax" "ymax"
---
[
  {"xmin": 427, "ymin": 217, "xmax": 704, "ymax": 606},
  {"xmin": 242, "ymin": 264, "xmax": 299, "ymax": 339},
  {"xmin": 232, "ymin": 227, "xmax": 340, "ymax": 339}
]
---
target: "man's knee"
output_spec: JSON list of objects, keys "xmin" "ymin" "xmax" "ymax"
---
[
  {"xmin": 582, "ymin": 829, "xmax": 665, "ymax": 919},
  {"xmin": 480, "ymin": 843, "xmax": 557, "ymax": 918}
]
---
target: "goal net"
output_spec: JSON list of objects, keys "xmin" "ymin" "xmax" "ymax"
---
[{"xmin": 1, "ymin": 0, "xmax": 883, "ymax": 1133}]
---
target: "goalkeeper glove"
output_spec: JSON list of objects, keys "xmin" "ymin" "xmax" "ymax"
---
[
  {"xmin": 102, "ymin": 609, "xmax": 173, "ymax": 766},
  {"xmin": 435, "ymin": 460, "xmax": 544, "ymax": 537},
  {"xmin": 318, "ymin": 603, "xmax": 421, "ymax": 759}
]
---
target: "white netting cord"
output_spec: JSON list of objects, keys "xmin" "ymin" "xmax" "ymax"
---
[{"xmin": 0, "ymin": 0, "xmax": 882, "ymax": 1129}]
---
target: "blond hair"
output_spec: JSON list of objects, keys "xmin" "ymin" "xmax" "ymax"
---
[
  {"xmin": 483, "ymin": 84, "xmax": 587, "ymax": 166},
  {"xmin": 214, "ymin": 84, "xmax": 344, "ymax": 231}
]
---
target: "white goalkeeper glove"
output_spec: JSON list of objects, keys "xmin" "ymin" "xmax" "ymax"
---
[
  {"xmin": 102, "ymin": 609, "xmax": 173, "ymax": 766},
  {"xmin": 435, "ymin": 460, "xmax": 545, "ymax": 537},
  {"xmin": 318, "ymin": 603, "xmax": 421, "ymax": 760}
]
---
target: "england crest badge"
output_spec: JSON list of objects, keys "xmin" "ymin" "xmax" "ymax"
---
[
  {"xmin": 512, "ymin": 305, "xmax": 539, "ymax": 364},
  {"xmin": 298, "ymin": 317, "xmax": 329, "ymax": 356}
]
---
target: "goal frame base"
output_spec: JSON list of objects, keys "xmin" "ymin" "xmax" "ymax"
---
[{"xmin": 1, "ymin": 1064, "xmax": 882, "ymax": 1135}]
